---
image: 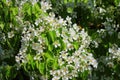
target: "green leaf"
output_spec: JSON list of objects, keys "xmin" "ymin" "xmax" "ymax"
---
[
  {"xmin": 23, "ymin": 64, "xmax": 28, "ymax": 72},
  {"xmin": 36, "ymin": 61, "xmax": 39, "ymax": 69},
  {"xmin": 32, "ymin": 3, "xmax": 42, "ymax": 18},
  {"xmin": 73, "ymin": 41, "xmax": 79, "ymax": 50},
  {"xmin": 38, "ymin": 63, "xmax": 45, "ymax": 74},
  {"xmin": 46, "ymin": 57, "xmax": 58, "ymax": 70},
  {"xmin": 5, "ymin": 66, "xmax": 12, "ymax": 79},
  {"xmin": 59, "ymin": 38, "xmax": 66, "ymax": 50},
  {"xmin": 22, "ymin": 2, "xmax": 32, "ymax": 15},
  {"xmin": 64, "ymin": 0, "xmax": 68, "ymax": 4},
  {"xmin": 67, "ymin": 7, "xmax": 73, "ymax": 13},
  {"xmin": 10, "ymin": 7, "xmax": 18, "ymax": 16},
  {"xmin": 27, "ymin": 7, "xmax": 31, "ymax": 15},
  {"xmin": 52, "ymin": 59, "xmax": 58, "ymax": 69},
  {"xmin": 48, "ymin": 30, "xmax": 56, "ymax": 42},
  {"xmin": 44, "ymin": 52, "xmax": 53, "ymax": 59},
  {"xmin": 46, "ymin": 58, "xmax": 54, "ymax": 67},
  {"xmin": 48, "ymin": 44, "xmax": 53, "ymax": 51},
  {"xmin": 0, "ymin": 23, "xmax": 4, "ymax": 30},
  {"xmin": 45, "ymin": 37, "xmax": 49, "ymax": 46},
  {"xmin": 115, "ymin": 0, "xmax": 120, "ymax": 5},
  {"xmin": 6, "ymin": 40, "xmax": 12, "ymax": 49},
  {"xmin": 26, "ymin": 54, "xmax": 35, "ymax": 70}
]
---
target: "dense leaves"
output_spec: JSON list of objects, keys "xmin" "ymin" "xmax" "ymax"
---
[{"xmin": 0, "ymin": 0, "xmax": 120, "ymax": 80}]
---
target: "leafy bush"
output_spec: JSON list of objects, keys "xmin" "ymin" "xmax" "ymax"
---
[{"xmin": 0, "ymin": 0, "xmax": 120, "ymax": 80}]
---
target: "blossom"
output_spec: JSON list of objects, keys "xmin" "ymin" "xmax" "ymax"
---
[
  {"xmin": 97, "ymin": 29, "xmax": 106, "ymax": 38},
  {"xmin": 32, "ymin": 42, "xmax": 44, "ymax": 53},
  {"xmin": 61, "ymin": 67, "xmax": 69, "ymax": 76},
  {"xmin": 66, "ymin": 56, "xmax": 74, "ymax": 64},
  {"xmin": 53, "ymin": 40, "xmax": 60, "ymax": 48},
  {"xmin": 52, "ymin": 76, "xmax": 60, "ymax": 80},
  {"xmin": 35, "ymin": 19, "xmax": 42, "ymax": 26},
  {"xmin": 30, "ymin": 0, "xmax": 38, "ymax": 5},
  {"xmin": 66, "ymin": 42, "xmax": 74, "ymax": 50},
  {"xmin": 66, "ymin": 16, "xmax": 72, "ymax": 25},
  {"xmin": 50, "ymin": 70, "xmax": 61, "ymax": 80},
  {"xmin": 40, "ymin": 1, "xmax": 52, "ymax": 12},
  {"xmin": 60, "ymin": 51, "xmax": 68, "ymax": 60},
  {"xmin": 99, "ymin": 7, "xmax": 106, "ymax": 13},
  {"xmin": 8, "ymin": 31, "xmax": 14, "ymax": 38},
  {"xmin": 14, "ymin": 1, "xmax": 99, "ymax": 80},
  {"xmin": 58, "ymin": 58, "xmax": 64, "ymax": 66},
  {"xmin": 69, "ymin": 28, "xmax": 79, "ymax": 41},
  {"xmin": 57, "ymin": 16, "xmax": 67, "ymax": 26},
  {"xmin": 108, "ymin": 44, "xmax": 120, "ymax": 61},
  {"xmin": 73, "ymin": 23, "xmax": 80, "ymax": 32},
  {"xmin": 15, "ymin": 52, "xmax": 26, "ymax": 64}
]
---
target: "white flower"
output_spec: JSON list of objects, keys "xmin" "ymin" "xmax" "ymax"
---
[
  {"xmin": 61, "ymin": 67, "xmax": 69, "ymax": 76},
  {"xmin": 8, "ymin": 31, "xmax": 14, "ymax": 38},
  {"xmin": 97, "ymin": 29, "xmax": 105, "ymax": 33},
  {"xmin": 60, "ymin": 51, "xmax": 68, "ymax": 60},
  {"xmin": 97, "ymin": 29, "xmax": 106, "ymax": 38},
  {"xmin": 66, "ymin": 42, "xmax": 74, "ymax": 50},
  {"xmin": 35, "ymin": 19, "xmax": 42, "ymax": 26},
  {"xmin": 47, "ymin": 13, "xmax": 56, "ymax": 25},
  {"xmin": 15, "ymin": 0, "xmax": 27, "ymax": 6},
  {"xmin": 41, "ymin": 1, "xmax": 52, "ymax": 12},
  {"xmin": 99, "ymin": 7, "xmax": 106, "ymax": 13},
  {"xmin": 66, "ymin": 16, "xmax": 72, "ymax": 25},
  {"xmin": 50, "ymin": 70, "xmax": 61, "ymax": 80},
  {"xmin": 62, "ymin": 76, "xmax": 69, "ymax": 80},
  {"xmin": 52, "ymin": 76, "xmax": 60, "ymax": 80},
  {"xmin": 30, "ymin": 0, "xmax": 38, "ymax": 5},
  {"xmin": 34, "ymin": 54, "xmax": 42, "ymax": 61},
  {"xmin": 58, "ymin": 58, "xmax": 64, "ymax": 66},
  {"xmin": 58, "ymin": 18, "xmax": 64, "ymax": 24},
  {"xmin": 61, "ymin": 28, "xmax": 68, "ymax": 38},
  {"xmin": 108, "ymin": 44, "xmax": 120, "ymax": 61},
  {"xmin": 92, "ymin": 41, "xmax": 99, "ymax": 48},
  {"xmin": 109, "ymin": 44, "xmax": 118, "ymax": 54},
  {"xmin": 69, "ymin": 28, "xmax": 78, "ymax": 41},
  {"xmin": 66, "ymin": 56, "xmax": 74, "ymax": 64},
  {"xmin": 87, "ymin": 54, "xmax": 98, "ymax": 68},
  {"xmin": 73, "ymin": 24, "xmax": 79, "ymax": 31},
  {"xmin": 70, "ymin": 70, "xmax": 78, "ymax": 77},
  {"xmin": 15, "ymin": 53, "xmax": 26, "ymax": 64},
  {"xmin": 32, "ymin": 43, "xmax": 44, "ymax": 53},
  {"xmin": 109, "ymin": 48, "xmax": 115, "ymax": 54},
  {"xmin": 53, "ymin": 40, "xmax": 60, "ymax": 48},
  {"xmin": 74, "ymin": 61, "xmax": 80, "ymax": 69},
  {"xmin": 58, "ymin": 17, "xmax": 67, "ymax": 26},
  {"xmin": 56, "ymin": 30, "xmax": 60, "ymax": 37}
]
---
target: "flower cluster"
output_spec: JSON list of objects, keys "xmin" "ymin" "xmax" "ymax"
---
[
  {"xmin": 1, "ymin": 0, "xmax": 120, "ymax": 80},
  {"xmin": 14, "ymin": 1, "xmax": 98, "ymax": 80},
  {"xmin": 109, "ymin": 44, "xmax": 120, "ymax": 61},
  {"xmin": 50, "ymin": 48, "xmax": 97, "ymax": 80}
]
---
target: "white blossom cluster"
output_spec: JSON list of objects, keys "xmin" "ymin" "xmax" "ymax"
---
[
  {"xmin": 102, "ymin": 18, "xmax": 118, "ymax": 36},
  {"xmin": 50, "ymin": 28, "xmax": 97, "ymax": 80},
  {"xmin": 109, "ymin": 44, "xmax": 120, "ymax": 61},
  {"xmin": 15, "ymin": 0, "xmax": 52, "ymax": 64},
  {"xmin": 1, "ymin": 0, "xmax": 120, "ymax": 80},
  {"xmin": 15, "ymin": 0, "xmax": 98, "ymax": 80},
  {"xmin": 50, "ymin": 48, "xmax": 98, "ymax": 80},
  {"xmin": 97, "ymin": 29, "xmax": 106, "ymax": 38}
]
